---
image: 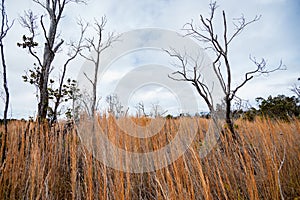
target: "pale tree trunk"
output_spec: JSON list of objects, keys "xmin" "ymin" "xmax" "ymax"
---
[
  {"xmin": 91, "ymin": 50, "xmax": 99, "ymax": 119},
  {"xmin": 38, "ymin": 9, "xmax": 59, "ymax": 120},
  {"xmin": 80, "ymin": 16, "xmax": 120, "ymax": 118}
]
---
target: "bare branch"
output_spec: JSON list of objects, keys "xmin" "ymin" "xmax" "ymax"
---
[
  {"xmin": 19, "ymin": 12, "xmax": 43, "ymax": 68},
  {"xmin": 53, "ymin": 39, "xmax": 64, "ymax": 52},
  {"xmin": 228, "ymin": 15, "xmax": 261, "ymax": 45},
  {"xmin": 165, "ymin": 48, "xmax": 214, "ymax": 110},
  {"xmin": 28, "ymin": 46, "xmax": 43, "ymax": 68},
  {"xmin": 79, "ymin": 51, "xmax": 95, "ymax": 63},
  {"xmin": 291, "ymin": 79, "xmax": 300, "ymax": 98},
  {"xmin": 83, "ymin": 72, "xmax": 93, "ymax": 85},
  {"xmin": 79, "ymin": 16, "xmax": 120, "ymax": 118},
  {"xmin": 50, "ymin": 21, "xmax": 87, "ymax": 123},
  {"xmin": 166, "ymin": 1, "xmax": 282, "ymax": 137},
  {"xmin": 32, "ymin": 0, "xmax": 47, "ymax": 9},
  {"xmin": 19, "ymin": 10, "xmax": 38, "ymax": 37},
  {"xmin": 212, "ymin": 54, "xmax": 226, "ymax": 93},
  {"xmin": 0, "ymin": 0, "xmax": 14, "ymax": 40},
  {"xmin": 230, "ymin": 56, "xmax": 285, "ymax": 101}
]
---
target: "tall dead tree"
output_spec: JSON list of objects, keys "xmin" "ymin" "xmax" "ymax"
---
[
  {"xmin": 18, "ymin": 0, "xmax": 86, "ymax": 121},
  {"xmin": 0, "ymin": 0, "xmax": 13, "ymax": 164},
  {"xmin": 167, "ymin": 1, "xmax": 283, "ymax": 138},
  {"xmin": 80, "ymin": 16, "xmax": 120, "ymax": 118},
  {"xmin": 0, "ymin": 0, "xmax": 12, "ymax": 133}
]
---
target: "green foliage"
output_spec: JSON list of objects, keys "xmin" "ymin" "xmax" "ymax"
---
[
  {"xmin": 65, "ymin": 108, "xmax": 73, "ymax": 120},
  {"xmin": 242, "ymin": 108, "xmax": 257, "ymax": 121},
  {"xmin": 237, "ymin": 95, "xmax": 300, "ymax": 121},
  {"xmin": 47, "ymin": 78, "xmax": 81, "ymax": 120},
  {"xmin": 165, "ymin": 114, "xmax": 173, "ymax": 119},
  {"xmin": 17, "ymin": 35, "xmax": 38, "ymax": 49},
  {"xmin": 255, "ymin": 95, "xmax": 300, "ymax": 121},
  {"xmin": 44, "ymin": 78, "xmax": 79, "ymax": 119},
  {"xmin": 48, "ymin": 78, "xmax": 78, "ymax": 103},
  {"xmin": 22, "ymin": 63, "xmax": 41, "ymax": 86}
]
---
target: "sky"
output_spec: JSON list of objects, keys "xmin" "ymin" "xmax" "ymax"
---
[{"xmin": 1, "ymin": 0, "xmax": 300, "ymax": 119}]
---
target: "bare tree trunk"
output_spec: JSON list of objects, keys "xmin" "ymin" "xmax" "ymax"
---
[
  {"xmin": 0, "ymin": 41, "xmax": 8, "ymax": 133},
  {"xmin": 38, "ymin": 14, "xmax": 58, "ymax": 120},
  {"xmin": 0, "ymin": 0, "xmax": 13, "ymax": 163},
  {"xmin": 0, "ymin": 40, "xmax": 8, "ymax": 164},
  {"xmin": 91, "ymin": 51, "xmax": 100, "ymax": 119},
  {"xmin": 80, "ymin": 16, "xmax": 119, "ymax": 118},
  {"xmin": 225, "ymin": 96, "xmax": 236, "ymax": 138},
  {"xmin": 0, "ymin": 0, "xmax": 11, "ymax": 133}
]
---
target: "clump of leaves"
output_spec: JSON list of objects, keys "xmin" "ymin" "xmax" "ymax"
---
[
  {"xmin": 17, "ymin": 35, "xmax": 38, "ymax": 49},
  {"xmin": 47, "ymin": 78, "xmax": 81, "ymax": 120},
  {"xmin": 22, "ymin": 63, "xmax": 41, "ymax": 86}
]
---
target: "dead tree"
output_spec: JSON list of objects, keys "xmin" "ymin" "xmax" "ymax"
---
[
  {"xmin": 150, "ymin": 102, "xmax": 168, "ymax": 118},
  {"xmin": 18, "ymin": 0, "xmax": 86, "ymax": 121},
  {"xmin": 135, "ymin": 101, "xmax": 147, "ymax": 117},
  {"xmin": 105, "ymin": 93, "xmax": 125, "ymax": 118},
  {"xmin": 80, "ymin": 16, "xmax": 120, "ymax": 118},
  {"xmin": 167, "ymin": 1, "xmax": 284, "ymax": 138},
  {"xmin": 0, "ymin": 0, "xmax": 12, "ymax": 133},
  {"xmin": 0, "ymin": 0, "xmax": 13, "ymax": 164}
]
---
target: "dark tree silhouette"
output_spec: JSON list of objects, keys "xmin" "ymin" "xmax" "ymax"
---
[
  {"xmin": 166, "ymin": 1, "xmax": 284, "ymax": 139},
  {"xmin": 0, "ymin": 0, "xmax": 13, "ymax": 133},
  {"xmin": 0, "ymin": 0, "xmax": 13, "ymax": 164}
]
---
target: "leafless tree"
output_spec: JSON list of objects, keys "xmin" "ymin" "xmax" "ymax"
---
[
  {"xmin": 0, "ymin": 0, "xmax": 13, "ymax": 163},
  {"xmin": 150, "ymin": 102, "xmax": 168, "ymax": 118},
  {"xmin": 18, "ymin": 0, "xmax": 86, "ymax": 121},
  {"xmin": 80, "ymin": 16, "xmax": 120, "ymax": 118},
  {"xmin": 105, "ymin": 93, "xmax": 126, "ymax": 118},
  {"xmin": 0, "ymin": 0, "xmax": 12, "ymax": 131},
  {"xmin": 135, "ymin": 101, "xmax": 147, "ymax": 117},
  {"xmin": 166, "ymin": 1, "xmax": 284, "ymax": 138}
]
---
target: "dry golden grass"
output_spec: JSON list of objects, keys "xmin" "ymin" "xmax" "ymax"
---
[{"xmin": 0, "ymin": 117, "xmax": 299, "ymax": 199}]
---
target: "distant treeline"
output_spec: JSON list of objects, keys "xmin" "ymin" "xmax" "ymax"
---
[{"xmin": 167, "ymin": 95, "xmax": 300, "ymax": 121}]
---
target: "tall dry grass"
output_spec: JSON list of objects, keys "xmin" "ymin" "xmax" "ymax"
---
[{"xmin": 0, "ymin": 117, "xmax": 299, "ymax": 199}]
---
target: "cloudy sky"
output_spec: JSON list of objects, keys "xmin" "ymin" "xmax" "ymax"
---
[{"xmin": 1, "ymin": 0, "xmax": 299, "ymax": 118}]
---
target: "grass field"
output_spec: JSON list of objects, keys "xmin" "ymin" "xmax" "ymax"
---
[{"xmin": 0, "ymin": 117, "xmax": 299, "ymax": 199}]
